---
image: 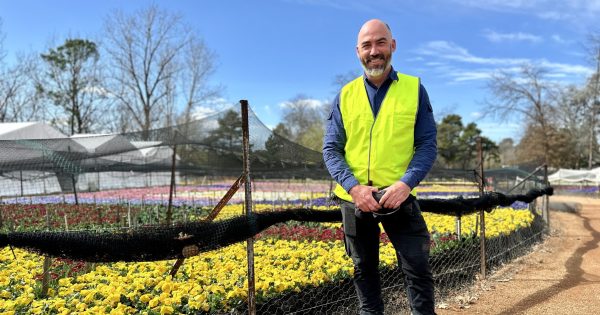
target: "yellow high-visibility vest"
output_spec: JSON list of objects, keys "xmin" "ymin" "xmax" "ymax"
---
[{"xmin": 333, "ymin": 72, "xmax": 419, "ymax": 202}]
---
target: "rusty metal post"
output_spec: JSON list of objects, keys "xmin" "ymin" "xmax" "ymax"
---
[
  {"xmin": 241, "ymin": 100, "xmax": 256, "ymax": 315},
  {"xmin": 543, "ymin": 164, "xmax": 549, "ymax": 229},
  {"xmin": 169, "ymin": 174, "xmax": 245, "ymax": 277},
  {"xmin": 41, "ymin": 205, "xmax": 52, "ymax": 297},
  {"xmin": 166, "ymin": 142, "xmax": 177, "ymax": 225},
  {"xmin": 477, "ymin": 137, "xmax": 487, "ymax": 279},
  {"xmin": 455, "ymin": 216, "xmax": 462, "ymax": 241},
  {"xmin": 68, "ymin": 146, "xmax": 79, "ymax": 205}
]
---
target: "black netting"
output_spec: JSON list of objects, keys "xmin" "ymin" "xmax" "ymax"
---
[
  {"xmin": 0, "ymin": 103, "xmax": 554, "ymax": 314},
  {"xmin": 0, "ymin": 187, "xmax": 551, "ymax": 263}
]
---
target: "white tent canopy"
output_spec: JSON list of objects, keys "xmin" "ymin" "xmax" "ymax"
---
[
  {"xmin": 548, "ymin": 167, "xmax": 600, "ymax": 184},
  {"xmin": 0, "ymin": 122, "xmax": 67, "ymax": 140}
]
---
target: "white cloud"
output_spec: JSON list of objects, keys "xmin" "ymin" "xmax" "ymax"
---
[
  {"xmin": 406, "ymin": 56, "xmax": 425, "ymax": 62},
  {"xmin": 471, "ymin": 112, "xmax": 484, "ymax": 119},
  {"xmin": 449, "ymin": 0, "xmax": 600, "ymax": 26},
  {"xmin": 283, "ymin": 0, "xmax": 374, "ymax": 12},
  {"xmin": 452, "ymin": 70, "xmax": 494, "ymax": 82},
  {"xmin": 551, "ymin": 34, "xmax": 570, "ymax": 44},
  {"xmin": 415, "ymin": 41, "xmax": 530, "ymax": 66},
  {"xmin": 191, "ymin": 106, "xmax": 218, "ymax": 120},
  {"xmin": 279, "ymin": 98, "xmax": 329, "ymax": 109},
  {"xmin": 414, "ymin": 40, "xmax": 593, "ymax": 83},
  {"xmin": 425, "ymin": 61, "xmax": 446, "ymax": 66},
  {"xmin": 483, "ymin": 29, "xmax": 542, "ymax": 44},
  {"xmin": 190, "ymin": 97, "xmax": 235, "ymax": 120},
  {"xmin": 450, "ymin": 0, "xmax": 540, "ymax": 11},
  {"xmin": 539, "ymin": 59, "xmax": 594, "ymax": 77}
]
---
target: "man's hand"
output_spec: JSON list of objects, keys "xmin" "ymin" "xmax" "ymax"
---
[
  {"xmin": 378, "ymin": 181, "xmax": 411, "ymax": 209},
  {"xmin": 349, "ymin": 185, "xmax": 381, "ymax": 212}
]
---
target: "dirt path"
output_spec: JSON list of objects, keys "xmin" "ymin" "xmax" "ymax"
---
[{"xmin": 437, "ymin": 195, "xmax": 600, "ymax": 315}]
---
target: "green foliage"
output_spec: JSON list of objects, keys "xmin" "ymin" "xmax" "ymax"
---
[
  {"xmin": 436, "ymin": 114, "xmax": 499, "ymax": 168},
  {"xmin": 437, "ymin": 114, "xmax": 463, "ymax": 167},
  {"xmin": 205, "ymin": 110, "xmax": 243, "ymax": 152},
  {"xmin": 39, "ymin": 38, "xmax": 100, "ymax": 135},
  {"xmin": 264, "ymin": 127, "xmax": 289, "ymax": 162}
]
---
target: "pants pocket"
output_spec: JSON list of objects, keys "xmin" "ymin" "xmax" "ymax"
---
[{"xmin": 341, "ymin": 202, "xmax": 357, "ymax": 237}]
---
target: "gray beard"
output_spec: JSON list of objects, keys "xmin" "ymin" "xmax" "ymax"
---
[{"xmin": 361, "ymin": 58, "xmax": 392, "ymax": 78}]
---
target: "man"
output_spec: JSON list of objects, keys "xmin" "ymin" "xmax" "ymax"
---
[{"xmin": 323, "ymin": 19, "xmax": 437, "ymax": 315}]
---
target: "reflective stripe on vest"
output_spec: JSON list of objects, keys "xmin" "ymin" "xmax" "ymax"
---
[{"xmin": 333, "ymin": 72, "xmax": 419, "ymax": 202}]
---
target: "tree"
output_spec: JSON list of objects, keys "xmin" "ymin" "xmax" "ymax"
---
[
  {"xmin": 436, "ymin": 114, "xmax": 499, "ymax": 169},
  {"xmin": 280, "ymin": 94, "xmax": 328, "ymax": 150},
  {"xmin": 584, "ymin": 32, "xmax": 600, "ymax": 168},
  {"xmin": 498, "ymin": 138, "xmax": 517, "ymax": 167},
  {"xmin": 0, "ymin": 53, "xmax": 45, "ymax": 122},
  {"xmin": 179, "ymin": 35, "xmax": 219, "ymax": 125},
  {"xmin": 205, "ymin": 109, "xmax": 242, "ymax": 152},
  {"xmin": 555, "ymin": 84, "xmax": 595, "ymax": 168},
  {"xmin": 104, "ymin": 5, "xmax": 218, "ymax": 139},
  {"xmin": 515, "ymin": 124, "xmax": 578, "ymax": 168},
  {"xmin": 331, "ymin": 70, "xmax": 360, "ymax": 92},
  {"xmin": 39, "ymin": 38, "xmax": 103, "ymax": 135},
  {"xmin": 271, "ymin": 123, "xmax": 292, "ymax": 140},
  {"xmin": 436, "ymin": 114, "xmax": 463, "ymax": 167},
  {"xmin": 485, "ymin": 64, "xmax": 558, "ymax": 166},
  {"xmin": 0, "ymin": 20, "xmax": 47, "ymax": 123},
  {"xmin": 264, "ymin": 123, "xmax": 293, "ymax": 163}
]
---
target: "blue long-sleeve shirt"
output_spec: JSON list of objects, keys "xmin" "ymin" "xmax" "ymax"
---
[{"xmin": 323, "ymin": 67, "xmax": 437, "ymax": 193}]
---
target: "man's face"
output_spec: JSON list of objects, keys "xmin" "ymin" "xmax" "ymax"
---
[{"xmin": 356, "ymin": 22, "xmax": 396, "ymax": 78}]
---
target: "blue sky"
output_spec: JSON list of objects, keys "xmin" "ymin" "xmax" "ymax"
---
[{"xmin": 0, "ymin": 0, "xmax": 598, "ymax": 142}]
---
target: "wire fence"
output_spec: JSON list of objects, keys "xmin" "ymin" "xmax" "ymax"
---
[{"xmin": 0, "ymin": 102, "xmax": 550, "ymax": 314}]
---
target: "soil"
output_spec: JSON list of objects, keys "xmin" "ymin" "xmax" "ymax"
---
[{"xmin": 436, "ymin": 195, "xmax": 600, "ymax": 315}]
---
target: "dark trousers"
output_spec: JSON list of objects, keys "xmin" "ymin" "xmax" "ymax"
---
[{"xmin": 340, "ymin": 200, "xmax": 436, "ymax": 315}]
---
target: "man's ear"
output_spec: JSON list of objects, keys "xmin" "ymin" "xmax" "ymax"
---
[{"xmin": 391, "ymin": 39, "xmax": 396, "ymax": 53}]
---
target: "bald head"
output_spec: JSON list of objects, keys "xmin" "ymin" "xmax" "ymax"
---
[
  {"xmin": 357, "ymin": 19, "xmax": 392, "ymax": 45},
  {"xmin": 356, "ymin": 19, "xmax": 396, "ymax": 82}
]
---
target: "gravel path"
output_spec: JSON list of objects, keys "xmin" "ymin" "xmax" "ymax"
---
[{"xmin": 436, "ymin": 195, "xmax": 600, "ymax": 315}]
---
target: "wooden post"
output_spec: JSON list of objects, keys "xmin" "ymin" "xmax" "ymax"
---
[
  {"xmin": 477, "ymin": 137, "xmax": 487, "ymax": 279},
  {"xmin": 41, "ymin": 206, "xmax": 52, "ymax": 297},
  {"xmin": 543, "ymin": 165, "xmax": 550, "ymax": 229},
  {"xmin": 167, "ymin": 142, "xmax": 177, "ymax": 225},
  {"xmin": 241, "ymin": 100, "xmax": 256, "ymax": 315}
]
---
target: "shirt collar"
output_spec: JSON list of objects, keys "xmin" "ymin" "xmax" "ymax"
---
[{"xmin": 363, "ymin": 66, "xmax": 398, "ymax": 88}]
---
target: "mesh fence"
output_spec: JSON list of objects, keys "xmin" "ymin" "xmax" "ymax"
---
[{"xmin": 0, "ymin": 104, "xmax": 550, "ymax": 314}]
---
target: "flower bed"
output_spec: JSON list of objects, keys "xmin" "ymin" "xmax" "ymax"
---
[{"xmin": 0, "ymin": 201, "xmax": 535, "ymax": 314}]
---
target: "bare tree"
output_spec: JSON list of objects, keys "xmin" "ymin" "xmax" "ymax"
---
[
  {"xmin": 0, "ymin": 53, "xmax": 45, "ymax": 122},
  {"xmin": 103, "ymin": 5, "xmax": 189, "ymax": 139},
  {"xmin": 555, "ymin": 85, "xmax": 594, "ymax": 167},
  {"xmin": 0, "ymin": 20, "xmax": 44, "ymax": 123},
  {"xmin": 103, "ymin": 5, "xmax": 219, "ymax": 139},
  {"xmin": 179, "ymin": 35, "xmax": 219, "ymax": 124},
  {"xmin": 280, "ymin": 94, "xmax": 328, "ymax": 151},
  {"xmin": 584, "ymin": 32, "xmax": 600, "ymax": 168},
  {"xmin": 485, "ymin": 64, "xmax": 558, "ymax": 166},
  {"xmin": 332, "ymin": 70, "xmax": 360, "ymax": 93}
]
